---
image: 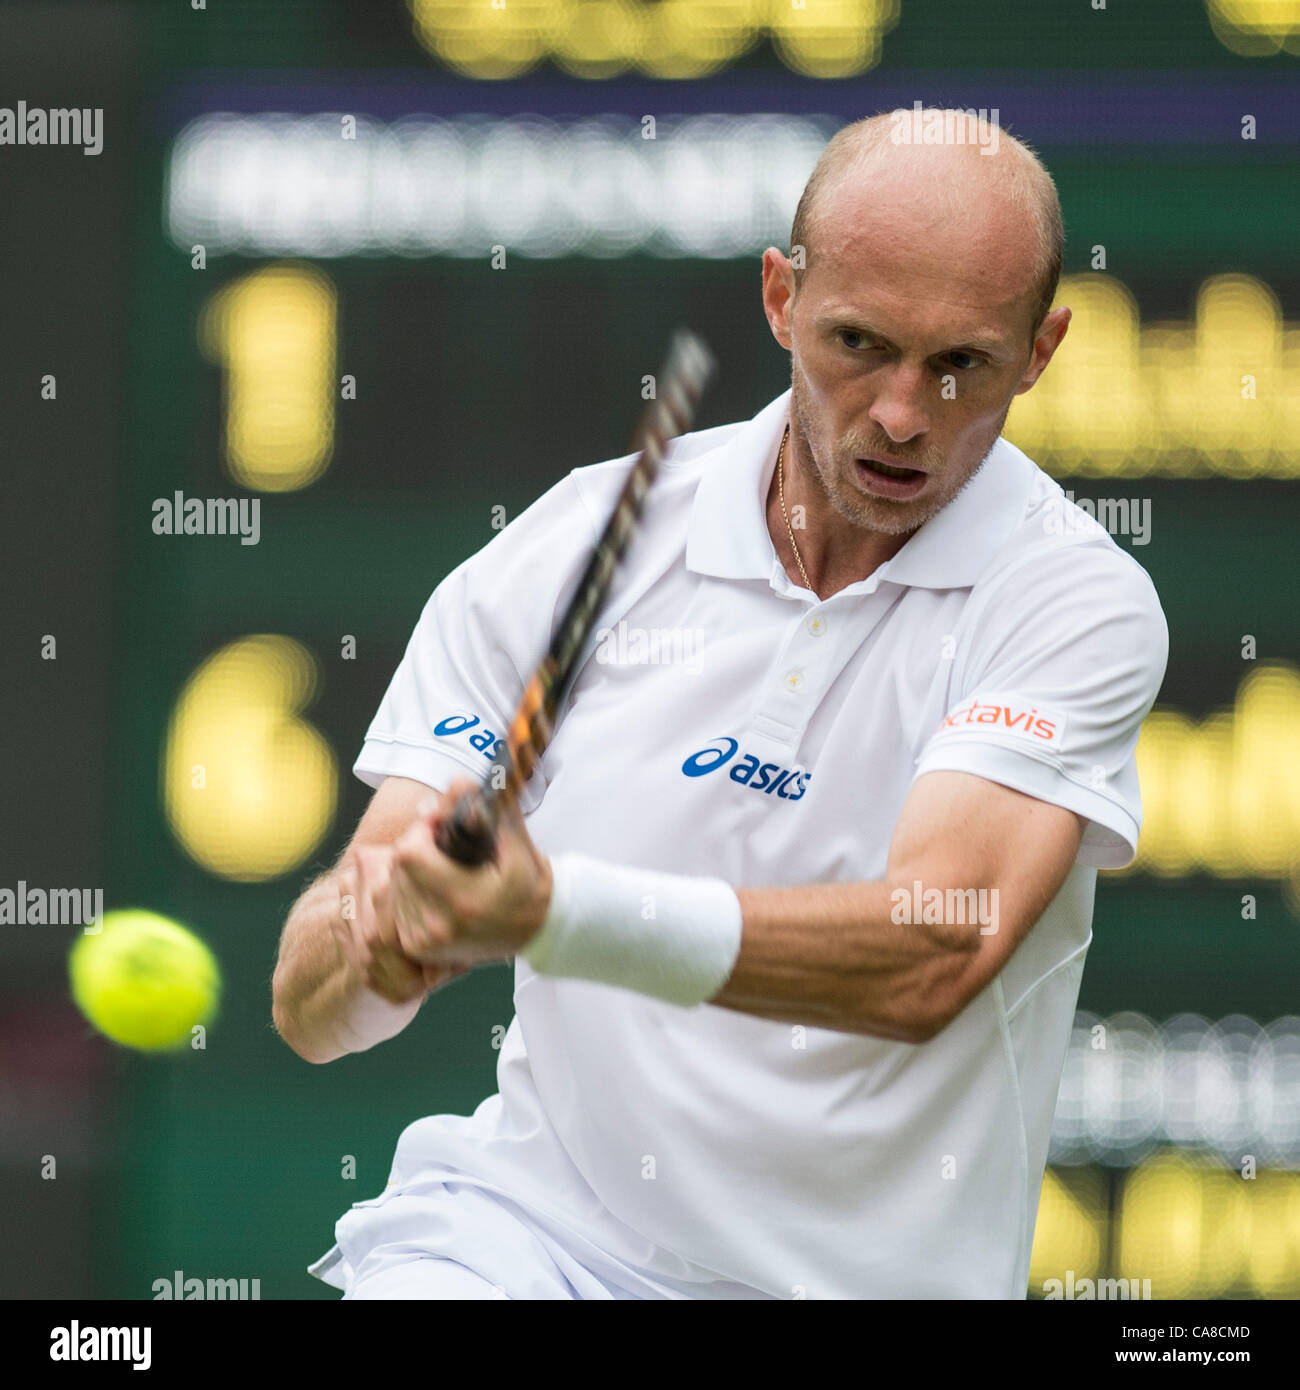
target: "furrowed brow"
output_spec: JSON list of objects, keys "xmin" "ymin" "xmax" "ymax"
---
[{"xmin": 816, "ymin": 312, "xmax": 1013, "ymax": 362}]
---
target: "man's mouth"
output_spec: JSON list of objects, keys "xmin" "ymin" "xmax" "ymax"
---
[{"xmin": 856, "ymin": 456, "xmax": 929, "ymax": 498}]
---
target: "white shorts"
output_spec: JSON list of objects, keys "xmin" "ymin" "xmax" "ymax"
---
[{"xmin": 312, "ymin": 1178, "xmax": 649, "ymax": 1301}]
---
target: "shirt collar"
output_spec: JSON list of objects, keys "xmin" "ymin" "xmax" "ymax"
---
[{"xmin": 685, "ymin": 388, "xmax": 1036, "ymax": 594}]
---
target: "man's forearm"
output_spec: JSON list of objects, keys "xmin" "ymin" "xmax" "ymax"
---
[
  {"xmin": 713, "ymin": 880, "xmax": 980, "ymax": 1043},
  {"xmin": 272, "ymin": 874, "xmax": 423, "ymax": 1064},
  {"xmin": 384, "ymin": 773, "xmax": 1075, "ymax": 1045}
]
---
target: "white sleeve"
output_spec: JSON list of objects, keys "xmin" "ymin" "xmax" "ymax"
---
[
  {"xmin": 353, "ymin": 470, "xmax": 602, "ymax": 802},
  {"xmin": 913, "ymin": 543, "xmax": 1169, "ymax": 868}
]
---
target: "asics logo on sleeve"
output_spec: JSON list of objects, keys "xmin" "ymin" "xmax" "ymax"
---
[
  {"xmin": 681, "ymin": 737, "xmax": 811, "ymax": 802},
  {"xmin": 433, "ymin": 711, "xmax": 505, "ymax": 761}
]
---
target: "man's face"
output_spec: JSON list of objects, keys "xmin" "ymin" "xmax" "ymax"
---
[{"xmin": 771, "ymin": 180, "xmax": 1063, "ymax": 538}]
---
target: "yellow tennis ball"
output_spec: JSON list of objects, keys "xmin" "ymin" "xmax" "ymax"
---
[{"xmin": 69, "ymin": 909, "xmax": 220, "ymax": 1051}]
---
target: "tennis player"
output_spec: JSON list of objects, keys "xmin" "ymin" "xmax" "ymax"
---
[{"xmin": 273, "ymin": 109, "xmax": 1168, "ymax": 1299}]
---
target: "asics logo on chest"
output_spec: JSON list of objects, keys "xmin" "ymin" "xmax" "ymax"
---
[{"xmin": 681, "ymin": 737, "xmax": 811, "ymax": 802}]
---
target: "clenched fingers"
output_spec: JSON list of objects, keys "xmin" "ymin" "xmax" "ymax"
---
[{"xmin": 331, "ymin": 847, "xmax": 428, "ymax": 1004}]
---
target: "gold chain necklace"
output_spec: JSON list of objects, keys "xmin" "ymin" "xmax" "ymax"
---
[{"xmin": 777, "ymin": 424, "xmax": 813, "ymax": 592}]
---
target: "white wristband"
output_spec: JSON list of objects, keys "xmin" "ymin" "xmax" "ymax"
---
[{"xmin": 522, "ymin": 853, "xmax": 743, "ymax": 1007}]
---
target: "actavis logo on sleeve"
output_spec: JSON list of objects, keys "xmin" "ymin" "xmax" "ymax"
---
[{"xmin": 935, "ymin": 693, "xmax": 1067, "ymax": 748}]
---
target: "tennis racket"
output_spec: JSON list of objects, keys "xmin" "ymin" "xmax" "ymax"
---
[{"xmin": 434, "ymin": 329, "xmax": 716, "ymax": 866}]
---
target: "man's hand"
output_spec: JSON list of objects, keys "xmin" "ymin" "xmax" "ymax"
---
[
  {"xmin": 331, "ymin": 778, "xmax": 553, "ymax": 991},
  {"xmin": 328, "ymin": 844, "xmax": 469, "ymax": 1005}
]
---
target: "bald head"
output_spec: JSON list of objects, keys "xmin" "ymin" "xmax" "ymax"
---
[{"xmin": 790, "ymin": 110, "xmax": 1063, "ymax": 342}]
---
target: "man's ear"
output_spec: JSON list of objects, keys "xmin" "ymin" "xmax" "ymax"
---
[
  {"xmin": 762, "ymin": 247, "xmax": 797, "ymax": 352},
  {"xmin": 1014, "ymin": 305, "xmax": 1070, "ymax": 396}
]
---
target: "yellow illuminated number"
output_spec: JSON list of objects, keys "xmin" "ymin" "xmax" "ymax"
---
[
  {"xmin": 1006, "ymin": 272, "xmax": 1300, "ymax": 479},
  {"xmin": 410, "ymin": 0, "xmax": 557, "ymax": 80},
  {"xmin": 163, "ymin": 636, "xmax": 338, "ymax": 881},
  {"xmin": 1246, "ymin": 1169, "xmax": 1300, "ymax": 1296},
  {"xmin": 1127, "ymin": 664, "xmax": 1300, "ymax": 907},
  {"xmin": 769, "ymin": 0, "xmax": 900, "ymax": 79},
  {"xmin": 407, "ymin": 0, "xmax": 899, "ymax": 79},
  {"xmin": 199, "ymin": 264, "xmax": 336, "ymax": 492},
  {"xmin": 1116, "ymin": 1151, "xmax": 1279, "ymax": 1298},
  {"xmin": 1206, "ymin": 0, "xmax": 1300, "ymax": 57},
  {"xmin": 1028, "ymin": 1167, "xmax": 1106, "ymax": 1292},
  {"xmin": 1032, "ymin": 1155, "xmax": 1300, "ymax": 1298}
]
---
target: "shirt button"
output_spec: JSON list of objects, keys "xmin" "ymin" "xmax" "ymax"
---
[
  {"xmin": 806, "ymin": 615, "xmax": 827, "ymax": 637},
  {"xmin": 784, "ymin": 669, "xmax": 805, "ymax": 691}
]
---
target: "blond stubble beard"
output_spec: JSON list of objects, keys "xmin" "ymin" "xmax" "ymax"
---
[{"xmin": 788, "ymin": 355, "xmax": 1010, "ymax": 538}]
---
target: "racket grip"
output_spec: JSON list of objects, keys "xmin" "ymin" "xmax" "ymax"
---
[{"xmin": 435, "ymin": 786, "xmax": 498, "ymax": 866}]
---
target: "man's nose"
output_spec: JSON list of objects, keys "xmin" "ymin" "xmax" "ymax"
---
[{"xmin": 867, "ymin": 361, "xmax": 931, "ymax": 443}]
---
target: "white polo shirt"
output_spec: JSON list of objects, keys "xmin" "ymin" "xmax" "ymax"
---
[{"xmin": 310, "ymin": 388, "xmax": 1168, "ymax": 1299}]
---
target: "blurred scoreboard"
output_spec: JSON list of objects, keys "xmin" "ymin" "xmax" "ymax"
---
[{"xmin": 100, "ymin": 0, "xmax": 1299, "ymax": 1298}]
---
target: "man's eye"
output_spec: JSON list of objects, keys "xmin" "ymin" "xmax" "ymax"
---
[
  {"xmin": 946, "ymin": 352, "xmax": 981, "ymax": 371},
  {"xmin": 839, "ymin": 330, "xmax": 872, "ymax": 351}
]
